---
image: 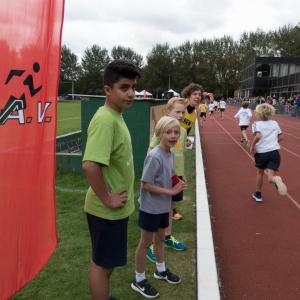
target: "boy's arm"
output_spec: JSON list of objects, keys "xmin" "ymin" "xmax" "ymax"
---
[
  {"xmin": 142, "ymin": 181, "xmax": 186, "ymax": 196},
  {"xmin": 82, "ymin": 161, "xmax": 127, "ymax": 209},
  {"xmin": 250, "ymin": 132, "xmax": 261, "ymax": 154}
]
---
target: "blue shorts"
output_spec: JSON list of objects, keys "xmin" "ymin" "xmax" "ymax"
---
[
  {"xmin": 254, "ymin": 150, "xmax": 280, "ymax": 171},
  {"xmin": 87, "ymin": 213, "xmax": 128, "ymax": 269},
  {"xmin": 138, "ymin": 210, "xmax": 169, "ymax": 232}
]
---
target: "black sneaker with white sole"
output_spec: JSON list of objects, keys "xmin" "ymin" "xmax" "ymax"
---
[
  {"xmin": 131, "ymin": 279, "xmax": 159, "ymax": 298},
  {"xmin": 252, "ymin": 191, "xmax": 263, "ymax": 202},
  {"xmin": 154, "ymin": 268, "xmax": 181, "ymax": 284}
]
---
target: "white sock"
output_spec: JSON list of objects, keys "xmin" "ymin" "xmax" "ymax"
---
[
  {"xmin": 135, "ymin": 271, "xmax": 146, "ymax": 283},
  {"xmin": 156, "ymin": 262, "xmax": 166, "ymax": 273}
]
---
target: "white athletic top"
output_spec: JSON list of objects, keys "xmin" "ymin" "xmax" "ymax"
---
[
  {"xmin": 252, "ymin": 120, "xmax": 282, "ymax": 153},
  {"xmin": 209, "ymin": 103, "xmax": 215, "ymax": 111},
  {"xmin": 234, "ymin": 108, "xmax": 252, "ymax": 126},
  {"xmin": 219, "ymin": 100, "xmax": 226, "ymax": 109}
]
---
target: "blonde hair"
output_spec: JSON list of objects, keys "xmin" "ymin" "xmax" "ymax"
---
[
  {"xmin": 166, "ymin": 97, "xmax": 188, "ymax": 112},
  {"xmin": 255, "ymin": 103, "xmax": 275, "ymax": 121},
  {"xmin": 155, "ymin": 116, "xmax": 180, "ymax": 137}
]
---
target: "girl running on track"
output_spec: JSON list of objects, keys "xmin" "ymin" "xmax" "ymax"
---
[
  {"xmin": 208, "ymin": 101, "xmax": 215, "ymax": 117},
  {"xmin": 219, "ymin": 99, "xmax": 226, "ymax": 119},
  {"xmin": 234, "ymin": 100, "xmax": 252, "ymax": 146},
  {"xmin": 250, "ymin": 103, "xmax": 287, "ymax": 202},
  {"xmin": 199, "ymin": 98, "xmax": 208, "ymax": 127}
]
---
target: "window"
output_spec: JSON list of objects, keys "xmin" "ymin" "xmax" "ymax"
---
[
  {"xmin": 279, "ymin": 64, "xmax": 288, "ymax": 77},
  {"xmin": 272, "ymin": 64, "xmax": 279, "ymax": 77}
]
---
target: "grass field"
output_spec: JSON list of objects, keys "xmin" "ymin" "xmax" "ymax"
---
[
  {"xmin": 57, "ymin": 101, "xmax": 81, "ymax": 136},
  {"xmin": 12, "ymin": 101, "xmax": 197, "ymax": 299}
]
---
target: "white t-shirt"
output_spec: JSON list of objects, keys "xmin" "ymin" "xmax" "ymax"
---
[
  {"xmin": 208, "ymin": 103, "xmax": 215, "ymax": 111},
  {"xmin": 234, "ymin": 108, "xmax": 252, "ymax": 126},
  {"xmin": 252, "ymin": 120, "xmax": 282, "ymax": 153},
  {"xmin": 219, "ymin": 100, "xmax": 226, "ymax": 109}
]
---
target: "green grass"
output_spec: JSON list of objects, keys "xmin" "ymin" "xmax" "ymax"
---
[
  {"xmin": 57, "ymin": 101, "xmax": 81, "ymax": 136},
  {"xmin": 13, "ymin": 150, "xmax": 196, "ymax": 300}
]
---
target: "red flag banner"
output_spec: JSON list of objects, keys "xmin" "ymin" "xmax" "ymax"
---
[{"xmin": 0, "ymin": 1, "xmax": 64, "ymax": 298}]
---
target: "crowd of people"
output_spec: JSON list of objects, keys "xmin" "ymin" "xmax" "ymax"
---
[
  {"xmin": 82, "ymin": 59, "xmax": 288, "ymax": 300},
  {"xmin": 229, "ymin": 93, "xmax": 300, "ymax": 114}
]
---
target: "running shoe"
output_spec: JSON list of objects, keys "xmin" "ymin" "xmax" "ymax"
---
[
  {"xmin": 131, "ymin": 279, "xmax": 159, "ymax": 298},
  {"xmin": 164, "ymin": 236, "xmax": 186, "ymax": 251},
  {"xmin": 252, "ymin": 191, "xmax": 263, "ymax": 202},
  {"xmin": 273, "ymin": 176, "xmax": 287, "ymax": 196},
  {"xmin": 154, "ymin": 268, "xmax": 181, "ymax": 284},
  {"xmin": 146, "ymin": 245, "xmax": 156, "ymax": 263}
]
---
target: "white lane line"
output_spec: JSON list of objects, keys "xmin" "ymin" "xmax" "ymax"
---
[
  {"xmin": 55, "ymin": 186, "xmax": 86, "ymax": 193},
  {"xmin": 282, "ymin": 131, "xmax": 300, "ymax": 140},
  {"xmin": 214, "ymin": 118, "xmax": 254, "ymax": 161},
  {"xmin": 280, "ymin": 124, "xmax": 300, "ymax": 131},
  {"xmin": 58, "ymin": 117, "xmax": 80, "ymax": 122},
  {"xmin": 281, "ymin": 146, "xmax": 300, "ymax": 159},
  {"xmin": 214, "ymin": 118, "xmax": 300, "ymax": 210}
]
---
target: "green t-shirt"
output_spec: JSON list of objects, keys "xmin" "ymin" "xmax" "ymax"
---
[
  {"xmin": 149, "ymin": 127, "xmax": 187, "ymax": 176},
  {"xmin": 83, "ymin": 105, "xmax": 135, "ymax": 220}
]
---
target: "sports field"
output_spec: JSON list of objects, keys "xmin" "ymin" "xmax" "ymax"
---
[
  {"xmin": 57, "ymin": 100, "xmax": 81, "ymax": 135},
  {"xmin": 12, "ymin": 101, "xmax": 197, "ymax": 300}
]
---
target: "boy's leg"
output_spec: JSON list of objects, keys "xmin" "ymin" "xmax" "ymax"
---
[
  {"xmin": 242, "ymin": 130, "xmax": 248, "ymax": 141},
  {"xmin": 154, "ymin": 228, "xmax": 166, "ymax": 263},
  {"xmin": 266, "ymin": 168, "xmax": 287, "ymax": 195},
  {"xmin": 255, "ymin": 168, "xmax": 264, "ymax": 192},
  {"xmin": 135, "ymin": 229, "xmax": 154, "ymax": 273},
  {"xmin": 89, "ymin": 261, "xmax": 112, "ymax": 300},
  {"xmin": 165, "ymin": 203, "xmax": 174, "ymax": 237}
]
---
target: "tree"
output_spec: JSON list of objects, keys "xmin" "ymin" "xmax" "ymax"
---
[
  {"xmin": 141, "ymin": 43, "xmax": 174, "ymax": 95},
  {"xmin": 80, "ymin": 45, "xmax": 110, "ymax": 94},
  {"xmin": 59, "ymin": 45, "xmax": 81, "ymax": 95},
  {"xmin": 111, "ymin": 46, "xmax": 144, "ymax": 68},
  {"xmin": 273, "ymin": 24, "xmax": 300, "ymax": 56}
]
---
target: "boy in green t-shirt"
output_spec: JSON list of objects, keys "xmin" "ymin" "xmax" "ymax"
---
[{"xmin": 82, "ymin": 59, "xmax": 140, "ymax": 300}]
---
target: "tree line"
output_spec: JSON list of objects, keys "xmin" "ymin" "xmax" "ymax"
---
[{"xmin": 59, "ymin": 24, "xmax": 300, "ymax": 98}]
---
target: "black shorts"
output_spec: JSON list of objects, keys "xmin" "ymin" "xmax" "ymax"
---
[
  {"xmin": 87, "ymin": 213, "xmax": 128, "ymax": 269},
  {"xmin": 172, "ymin": 175, "xmax": 184, "ymax": 202},
  {"xmin": 209, "ymin": 110, "xmax": 214, "ymax": 114},
  {"xmin": 254, "ymin": 150, "xmax": 281, "ymax": 171},
  {"xmin": 200, "ymin": 112, "xmax": 206, "ymax": 117},
  {"xmin": 240, "ymin": 125, "xmax": 248, "ymax": 131},
  {"xmin": 220, "ymin": 108, "xmax": 225, "ymax": 112},
  {"xmin": 138, "ymin": 210, "xmax": 169, "ymax": 232}
]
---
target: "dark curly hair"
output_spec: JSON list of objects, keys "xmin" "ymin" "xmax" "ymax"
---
[{"xmin": 181, "ymin": 83, "xmax": 203, "ymax": 98}]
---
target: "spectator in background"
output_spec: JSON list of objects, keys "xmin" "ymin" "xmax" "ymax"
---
[{"xmin": 181, "ymin": 83, "xmax": 203, "ymax": 135}]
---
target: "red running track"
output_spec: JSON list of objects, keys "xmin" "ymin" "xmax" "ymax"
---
[{"xmin": 199, "ymin": 106, "xmax": 300, "ymax": 300}]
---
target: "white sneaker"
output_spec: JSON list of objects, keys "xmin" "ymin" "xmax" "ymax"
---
[{"xmin": 273, "ymin": 176, "xmax": 287, "ymax": 196}]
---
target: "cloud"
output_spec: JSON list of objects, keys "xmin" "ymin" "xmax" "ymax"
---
[{"xmin": 62, "ymin": 0, "xmax": 300, "ymax": 58}]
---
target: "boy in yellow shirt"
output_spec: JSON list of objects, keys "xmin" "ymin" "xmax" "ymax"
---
[{"xmin": 199, "ymin": 98, "xmax": 208, "ymax": 127}]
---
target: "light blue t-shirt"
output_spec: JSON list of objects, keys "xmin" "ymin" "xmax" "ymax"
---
[{"xmin": 139, "ymin": 146, "xmax": 174, "ymax": 214}]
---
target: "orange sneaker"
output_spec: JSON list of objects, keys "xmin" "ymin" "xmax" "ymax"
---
[{"xmin": 172, "ymin": 209, "xmax": 183, "ymax": 221}]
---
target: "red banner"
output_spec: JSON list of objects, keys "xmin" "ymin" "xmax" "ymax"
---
[{"xmin": 0, "ymin": 1, "xmax": 64, "ymax": 298}]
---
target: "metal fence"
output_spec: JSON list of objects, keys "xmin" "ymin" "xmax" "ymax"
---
[{"xmin": 228, "ymin": 100, "xmax": 300, "ymax": 118}]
